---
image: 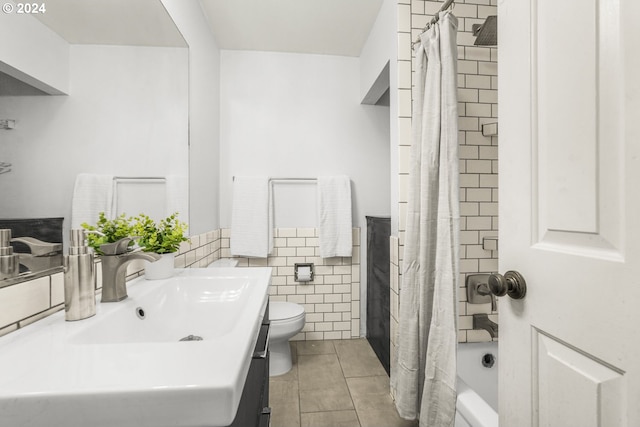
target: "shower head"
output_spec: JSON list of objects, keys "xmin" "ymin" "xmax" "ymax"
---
[{"xmin": 472, "ymin": 15, "xmax": 497, "ymax": 46}]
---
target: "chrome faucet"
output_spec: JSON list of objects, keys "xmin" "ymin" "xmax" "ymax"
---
[
  {"xmin": 11, "ymin": 236, "xmax": 62, "ymax": 272},
  {"xmin": 473, "ymin": 313, "xmax": 498, "ymax": 339},
  {"xmin": 99, "ymin": 238, "xmax": 160, "ymax": 302}
]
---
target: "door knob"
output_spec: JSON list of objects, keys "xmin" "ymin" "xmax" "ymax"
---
[{"xmin": 488, "ymin": 270, "xmax": 526, "ymax": 299}]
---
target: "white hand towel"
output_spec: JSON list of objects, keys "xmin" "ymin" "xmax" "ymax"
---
[
  {"xmin": 71, "ymin": 174, "xmax": 114, "ymax": 228},
  {"xmin": 230, "ymin": 176, "xmax": 273, "ymax": 258},
  {"xmin": 166, "ymin": 174, "xmax": 189, "ymax": 221},
  {"xmin": 317, "ymin": 175, "xmax": 352, "ymax": 258}
]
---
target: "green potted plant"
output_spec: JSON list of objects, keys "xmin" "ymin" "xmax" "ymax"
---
[
  {"xmin": 81, "ymin": 212, "xmax": 135, "ymax": 255},
  {"xmin": 132, "ymin": 212, "xmax": 189, "ymax": 279}
]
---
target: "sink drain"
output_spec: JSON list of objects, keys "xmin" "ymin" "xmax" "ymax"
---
[{"xmin": 179, "ymin": 335, "xmax": 203, "ymax": 342}]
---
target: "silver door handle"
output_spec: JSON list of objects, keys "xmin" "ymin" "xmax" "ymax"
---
[{"xmin": 488, "ymin": 270, "xmax": 527, "ymax": 300}]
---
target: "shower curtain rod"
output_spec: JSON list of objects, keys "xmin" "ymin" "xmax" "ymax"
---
[{"xmin": 412, "ymin": 0, "xmax": 455, "ymax": 46}]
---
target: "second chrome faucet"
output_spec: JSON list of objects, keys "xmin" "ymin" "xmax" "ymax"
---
[{"xmin": 100, "ymin": 237, "xmax": 160, "ymax": 302}]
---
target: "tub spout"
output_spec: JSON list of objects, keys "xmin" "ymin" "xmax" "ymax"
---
[
  {"xmin": 473, "ymin": 313, "xmax": 498, "ymax": 339},
  {"xmin": 100, "ymin": 238, "xmax": 161, "ymax": 302}
]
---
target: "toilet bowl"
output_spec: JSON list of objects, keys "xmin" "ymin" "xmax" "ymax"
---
[{"xmin": 269, "ymin": 301, "xmax": 305, "ymax": 376}]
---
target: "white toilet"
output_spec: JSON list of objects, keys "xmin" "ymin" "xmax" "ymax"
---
[
  {"xmin": 269, "ymin": 301, "xmax": 305, "ymax": 376},
  {"xmin": 209, "ymin": 259, "xmax": 305, "ymax": 375},
  {"xmin": 207, "ymin": 258, "xmax": 239, "ymax": 268}
]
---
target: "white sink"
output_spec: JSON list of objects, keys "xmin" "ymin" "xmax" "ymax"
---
[{"xmin": 0, "ymin": 267, "xmax": 272, "ymax": 427}]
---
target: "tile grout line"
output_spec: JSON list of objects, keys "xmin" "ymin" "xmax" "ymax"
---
[
  {"xmin": 275, "ymin": 339, "xmax": 405, "ymax": 427},
  {"xmin": 333, "ymin": 341, "xmax": 363, "ymax": 427},
  {"xmin": 295, "ymin": 342, "xmax": 302, "ymax": 427}
]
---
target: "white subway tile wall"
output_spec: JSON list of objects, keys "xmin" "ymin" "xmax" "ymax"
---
[
  {"xmin": 394, "ymin": 0, "xmax": 499, "ymax": 348},
  {"xmin": 219, "ymin": 228, "xmax": 362, "ymax": 341}
]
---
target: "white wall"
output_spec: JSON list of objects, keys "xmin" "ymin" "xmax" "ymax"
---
[
  {"xmin": 219, "ymin": 50, "xmax": 390, "ymax": 229},
  {"xmin": 359, "ymin": 0, "xmax": 399, "ymax": 235},
  {"xmin": 163, "ymin": 0, "xmax": 222, "ymax": 234},
  {"xmin": 0, "ymin": 45, "xmax": 188, "ymax": 239},
  {"xmin": 0, "ymin": 2, "xmax": 69, "ymax": 94},
  {"xmin": 359, "ymin": 0, "xmax": 396, "ymax": 103}
]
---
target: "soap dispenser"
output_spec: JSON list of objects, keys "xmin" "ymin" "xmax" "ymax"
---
[
  {"xmin": 0, "ymin": 229, "xmax": 19, "ymax": 279},
  {"xmin": 64, "ymin": 229, "xmax": 96, "ymax": 321}
]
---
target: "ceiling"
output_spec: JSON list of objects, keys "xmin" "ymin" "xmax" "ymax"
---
[
  {"xmin": 200, "ymin": 0, "xmax": 383, "ymax": 57},
  {"xmin": 32, "ymin": 0, "xmax": 383, "ymax": 57},
  {"xmin": 33, "ymin": 0, "xmax": 187, "ymax": 47}
]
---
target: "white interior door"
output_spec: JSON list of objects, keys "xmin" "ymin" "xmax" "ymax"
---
[{"xmin": 498, "ymin": 0, "xmax": 640, "ymax": 425}]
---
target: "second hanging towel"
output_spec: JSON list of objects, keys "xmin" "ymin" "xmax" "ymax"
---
[{"xmin": 317, "ymin": 175, "xmax": 352, "ymax": 258}]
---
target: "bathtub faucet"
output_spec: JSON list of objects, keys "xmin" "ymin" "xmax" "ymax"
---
[
  {"xmin": 473, "ymin": 313, "xmax": 498, "ymax": 339},
  {"xmin": 99, "ymin": 238, "xmax": 160, "ymax": 302}
]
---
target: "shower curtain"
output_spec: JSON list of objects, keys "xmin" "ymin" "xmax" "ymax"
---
[{"xmin": 391, "ymin": 10, "xmax": 459, "ymax": 427}]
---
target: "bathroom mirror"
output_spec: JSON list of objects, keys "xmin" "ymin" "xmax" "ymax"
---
[{"xmin": 0, "ymin": 0, "xmax": 189, "ymax": 287}]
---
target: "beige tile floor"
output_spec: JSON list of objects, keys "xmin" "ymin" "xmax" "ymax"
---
[{"xmin": 269, "ymin": 339, "xmax": 418, "ymax": 427}]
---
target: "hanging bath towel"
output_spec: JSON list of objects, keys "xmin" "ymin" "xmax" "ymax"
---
[
  {"xmin": 230, "ymin": 176, "xmax": 273, "ymax": 258},
  {"xmin": 71, "ymin": 173, "xmax": 114, "ymax": 228},
  {"xmin": 317, "ymin": 175, "xmax": 352, "ymax": 258},
  {"xmin": 165, "ymin": 174, "xmax": 189, "ymax": 222}
]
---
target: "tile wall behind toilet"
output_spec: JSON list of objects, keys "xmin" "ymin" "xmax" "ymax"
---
[
  {"xmin": 390, "ymin": 0, "xmax": 499, "ymax": 372},
  {"xmin": 219, "ymin": 228, "xmax": 362, "ymax": 341}
]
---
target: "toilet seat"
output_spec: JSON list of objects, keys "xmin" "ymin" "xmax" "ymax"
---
[
  {"xmin": 270, "ymin": 301, "xmax": 305, "ymax": 322},
  {"xmin": 271, "ymin": 312, "xmax": 305, "ymax": 327}
]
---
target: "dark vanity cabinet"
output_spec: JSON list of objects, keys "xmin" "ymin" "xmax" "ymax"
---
[
  {"xmin": 366, "ymin": 216, "xmax": 391, "ymax": 376},
  {"xmin": 228, "ymin": 303, "xmax": 270, "ymax": 427}
]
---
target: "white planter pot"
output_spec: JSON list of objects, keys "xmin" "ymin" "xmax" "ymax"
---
[{"xmin": 144, "ymin": 252, "xmax": 175, "ymax": 280}]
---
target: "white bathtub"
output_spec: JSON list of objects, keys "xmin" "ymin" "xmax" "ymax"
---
[{"xmin": 455, "ymin": 342, "xmax": 499, "ymax": 427}]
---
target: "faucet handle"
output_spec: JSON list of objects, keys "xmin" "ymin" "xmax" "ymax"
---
[
  {"xmin": 466, "ymin": 274, "xmax": 497, "ymax": 312},
  {"xmin": 99, "ymin": 237, "xmax": 134, "ymax": 255},
  {"xmin": 476, "ymin": 283, "xmax": 497, "ymax": 312}
]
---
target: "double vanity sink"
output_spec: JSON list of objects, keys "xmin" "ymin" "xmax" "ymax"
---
[{"xmin": 0, "ymin": 267, "xmax": 272, "ymax": 427}]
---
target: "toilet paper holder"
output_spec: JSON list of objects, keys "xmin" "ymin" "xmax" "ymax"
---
[{"xmin": 294, "ymin": 263, "xmax": 314, "ymax": 282}]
